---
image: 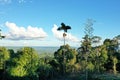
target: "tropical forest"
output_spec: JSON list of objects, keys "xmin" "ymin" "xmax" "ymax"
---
[{"xmin": 0, "ymin": 20, "xmax": 120, "ymax": 80}]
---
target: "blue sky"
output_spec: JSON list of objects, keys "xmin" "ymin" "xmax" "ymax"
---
[{"xmin": 0, "ymin": 0, "xmax": 120, "ymax": 46}]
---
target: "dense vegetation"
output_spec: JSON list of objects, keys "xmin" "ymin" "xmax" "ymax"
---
[
  {"xmin": 0, "ymin": 21, "xmax": 120, "ymax": 80},
  {"xmin": 0, "ymin": 36, "xmax": 120, "ymax": 80}
]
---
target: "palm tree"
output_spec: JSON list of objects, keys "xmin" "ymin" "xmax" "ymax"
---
[
  {"xmin": 57, "ymin": 23, "xmax": 71, "ymax": 75},
  {"xmin": 57, "ymin": 22, "xmax": 71, "ymax": 45}
]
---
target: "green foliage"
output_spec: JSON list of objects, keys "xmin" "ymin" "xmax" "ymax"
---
[
  {"xmin": 87, "ymin": 62, "xmax": 94, "ymax": 72},
  {"xmin": 54, "ymin": 44, "xmax": 77, "ymax": 74},
  {"xmin": 37, "ymin": 64, "xmax": 54, "ymax": 80},
  {"xmin": 8, "ymin": 47, "xmax": 39, "ymax": 78},
  {"xmin": 103, "ymin": 38, "xmax": 120, "ymax": 73},
  {"xmin": 0, "ymin": 47, "xmax": 10, "ymax": 69},
  {"xmin": 77, "ymin": 34, "xmax": 93, "ymax": 73},
  {"xmin": 0, "ymin": 35, "xmax": 120, "ymax": 80}
]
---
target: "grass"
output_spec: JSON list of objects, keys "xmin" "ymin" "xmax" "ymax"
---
[
  {"xmin": 52, "ymin": 72, "xmax": 120, "ymax": 80},
  {"xmin": 90, "ymin": 73, "xmax": 120, "ymax": 80}
]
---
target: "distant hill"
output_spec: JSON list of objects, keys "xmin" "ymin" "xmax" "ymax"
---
[{"xmin": 6, "ymin": 46, "xmax": 59, "ymax": 54}]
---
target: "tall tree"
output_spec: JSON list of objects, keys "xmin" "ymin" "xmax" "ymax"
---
[
  {"xmin": 57, "ymin": 23, "xmax": 71, "ymax": 75},
  {"xmin": 78, "ymin": 19, "xmax": 95, "ymax": 80}
]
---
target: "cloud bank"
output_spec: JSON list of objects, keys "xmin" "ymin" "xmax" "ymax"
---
[
  {"xmin": 52, "ymin": 24, "xmax": 80, "ymax": 42},
  {"xmin": 5, "ymin": 22, "xmax": 47, "ymax": 40}
]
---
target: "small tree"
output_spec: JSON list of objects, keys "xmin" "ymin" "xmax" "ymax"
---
[
  {"xmin": 0, "ymin": 47, "xmax": 10, "ymax": 80},
  {"xmin": 112, "ymin": 57, "xmax": 118, "ymax": 75},
  {"xmin": 8, "ymin": 47, "xmax": 39, "ymax": 79}
]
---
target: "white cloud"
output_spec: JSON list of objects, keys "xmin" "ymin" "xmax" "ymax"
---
[
  {"xmin": 0, "ymin": 0, "xmax": 33, "ymax": 4},
  {"xmin": 0, "ymin": 0, "xmax": 11, "ymax": 4},
  {"xmin": 5, "ymin": 21, "xmax": 47, "ymax": 40},
  {"xmin": 18, "ymin": 0, "xmax": 33, "ymax": 4},
  {"xmin": 18, "ymin": 0, "xmax": 26, "ymax": 3},
  {"xmin": 52, "ymin": 24, "xmax": 80, "ymax": 42}
]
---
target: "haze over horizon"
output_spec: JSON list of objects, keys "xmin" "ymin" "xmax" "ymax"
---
[{"xmin": 0, "ymin": 0, "xmax": 120, "ymax": 47}]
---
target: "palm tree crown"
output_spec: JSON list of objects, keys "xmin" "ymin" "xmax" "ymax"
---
[{"xmin": 57, "ymin": 23, "xmax": 71, "ymax": 32}]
